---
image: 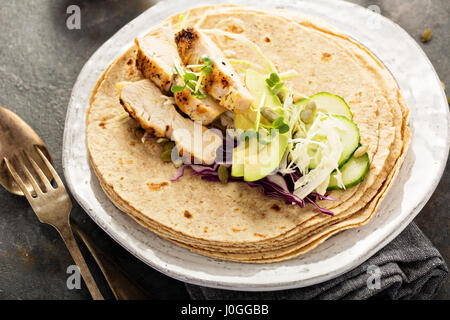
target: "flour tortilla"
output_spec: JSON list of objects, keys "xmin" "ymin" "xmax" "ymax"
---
[{"xmin": 86, "ymin": 5, "xmax": 410, "ymax": 262}]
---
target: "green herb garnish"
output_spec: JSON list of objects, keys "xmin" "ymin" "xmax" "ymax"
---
[
  {"xmin": 272, "ymin": 116, "xmax": 290, "ymax": 134},
  {"xmin": 201, "ymin": 56, "xmax": 214, "ymax": 66},
  {"xmin": 201, "ymin": 65, "xmax": 213, "ymax": 74},
  {"xmin": 266, "ymin": 73, "xmax": 280, "ymax": 86},
  {"xmin": 194, "ymin": 91, "xmax": 207, "ymax": 99},
  {"xmin": 171, "ymin": 85, "xmax": 185, "ymax": 93},
  {"xmin": 170, "ymin": 56, "xmax": 214, "ymax": 98},
  {"xmin": 266, "ymin": 73, "xmax": 285, "ymax": 95},
  {"xmin": 183, "ymin": 72, "xmax": 197, "ymax": 81}
]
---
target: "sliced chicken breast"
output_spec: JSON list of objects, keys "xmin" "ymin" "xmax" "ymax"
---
[
  {"xmin": 136, "ymin": 34, "xmax": 226, "ymax": 124},
  {"xmin": 175, "ymin": 27, "xmax": 253, "ymax": 113},
  {"xmin": 171, "ymin": 76, "xmax": 226, "ymax": 124},
  {"xmin": 135, "ymin": 34, "xmax": 177, "ymax": 94},
  {"xmin": 117, "ymin": 80, "xmax": 222, "ymax": 164}
]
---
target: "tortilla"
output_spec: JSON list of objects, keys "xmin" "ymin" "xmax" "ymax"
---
[{"xmin": 86, "ymin": 5, "xmax": 410, "ymax": 262}]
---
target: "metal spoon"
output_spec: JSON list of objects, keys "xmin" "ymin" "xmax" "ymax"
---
[{"xmin": 0, "ymin": 105, "xmax": 53, "ymax": 195}]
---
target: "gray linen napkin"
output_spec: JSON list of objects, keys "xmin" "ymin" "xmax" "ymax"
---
[{"xmin": 186, "ymin": 223, "xmax": 448, "ymax": 300}]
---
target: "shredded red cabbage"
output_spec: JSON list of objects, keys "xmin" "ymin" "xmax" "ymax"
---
[
  {"xmin": 168, "ymin": 129, "xmax": 335, "ymax": 215},
  {"xmin": 170, "ymin": 165, "xmax": 186, "ymax": 181},
  {"xmin": 172, "ymin": 163, "xmax": 335, "ymax": 216}
]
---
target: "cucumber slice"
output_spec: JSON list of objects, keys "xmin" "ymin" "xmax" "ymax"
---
[
  {"xmin": 295, "ymin": 92, "xmax": 353, "ymax": 120},
  {"xmin": 327, "ymin": 153, "xmax": 370, "ymax": 190},
  {"xmin": 308, "ymin": 115, "xmax": 360, "ymax": 169},
  {"xmin": 333, "ymin": 115, "xmax": 360, "ymax": 166}
]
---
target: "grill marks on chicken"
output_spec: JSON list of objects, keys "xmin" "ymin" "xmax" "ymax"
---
[
  {"xmin": 175, "ymin": 27, "xmax": 253, "ymax": 113},
  {"xmin": 115, "ymin": 28, "xmax": 254, "ymax": 163},
  {"xmin": 172, "ymin": 76, "xmax": 226, "ymax": 124},
  {"xmin": 135, "ymin": 34, "xmax": 177, "ymax": 94},
  {"xmin": 135, "ymin": 34, "xmax": 226, "ymax": 125},
  {"xmin": 118, "ymin": 80, "xmax": 222, "ymax": 164}
]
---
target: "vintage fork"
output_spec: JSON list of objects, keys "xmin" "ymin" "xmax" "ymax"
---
[{"xmin": 4, "ymin": 146, "xmax": 104, "ymax": 300}]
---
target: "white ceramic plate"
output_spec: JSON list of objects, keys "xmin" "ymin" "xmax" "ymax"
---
[{"xmin": 62, "ymin": 0, "xmax": 449, "ymax": 291}]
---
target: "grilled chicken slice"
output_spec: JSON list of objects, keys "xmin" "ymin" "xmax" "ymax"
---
[
  {"xmin": 135, "ymin": 34, "xmax": 177, "ymax": 94},
  {"xmin": 117, "ymin": 80, "xmax": 222, "ymax": 164},
  {"xmin": 175, "ymin": 27, "xmax": 253, "ymax": 113},
  {"xmin": 171, "ymin": 76, "xmax": 226, "ymax": 124},
  {"xmin": 136, "ymin": 34, "xmax": 226, "ymax": 124}
]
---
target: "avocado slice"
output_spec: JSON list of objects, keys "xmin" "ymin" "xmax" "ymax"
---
[
  {"xmin": 234, "ymin": 69, "xmax": 283, "ymax": 131},
  {"xmin": 231, "ymin": 140, "xmax": 246, "ymax": 177},
  {"xmin": 232, "ymin": 69, "xmax": 288, "ymax": 180},
  {"xmin": 243, "ymin": 132, "xmax": 289, "ymax": 182},
  {"xmin": 246, "ymin": 69, "xmax": 283, "ymax": 110}
]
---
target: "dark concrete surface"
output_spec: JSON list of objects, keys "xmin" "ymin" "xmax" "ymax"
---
[{"xmin": 0, "ymin": 0, "xmax": 448, "ymax": 300}]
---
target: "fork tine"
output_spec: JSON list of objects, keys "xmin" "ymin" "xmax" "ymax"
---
[
  {"xmin": 26, "ymin": 150, "xmax": 53, "ymax": 190},
  {"xmin": 18, "ymin": 153, "xmax": 43, "ymax": 195},
  {"xmin": 4, "ymin": 157, "xmax": 34, "ymax": 200},
  {"xmin": 35, "ymin": 146, "xmax": 63, "ymax": 187}
]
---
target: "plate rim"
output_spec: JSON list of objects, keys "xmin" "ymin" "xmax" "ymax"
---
[{"xmin": 62, "ymin": 0, "xmax": 450, "ymax": 291}]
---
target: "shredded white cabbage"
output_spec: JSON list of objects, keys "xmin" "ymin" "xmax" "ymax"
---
[
  {"xmin": 287, "ymin": 114, "xmax": 343, "ymax": 199},
  {"xmin": 195, "ymin": 72, "xmax": 204, "ymax": 93},
  {"xmin": 283, "ymin": 87, "xmax": 294, "ymax": 110},
  {"xmin": 334, "ymin": 167, "xmax": 346, "ymax": 190},
  {"xmin": 278, "ymin": 151, "xmax": 292, "ymax": 175},
  {"xmin": 254, "ymin": 92, "xmax": 265, "ymax": 130},
  {"xmin": 186, "ymin": 64, "xmax": 203, "ymax": 69},
  {"xmin": 315, "ymin": 175, "xmax": 330, "ymax": 196},
  {"xmin": 199, "ymin": 28, "xmax": 276, "ymax": 73},
  {"xmin": 173, "ymin": 58, "xmax": 186, "ymax": 78},
  {"xmin": 279, "ymin": 70, "xmax": 299, "ymax": 80}
]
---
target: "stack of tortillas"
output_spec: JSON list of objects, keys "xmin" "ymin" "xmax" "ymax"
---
[{"xmin": 86, "ymin": 5, "xmax": 411, "ymax": 263}]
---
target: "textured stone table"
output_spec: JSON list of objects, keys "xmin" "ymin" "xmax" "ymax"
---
[{"xmin": 0, "ymin": 0, "xmax": 448, "ymax": 299}]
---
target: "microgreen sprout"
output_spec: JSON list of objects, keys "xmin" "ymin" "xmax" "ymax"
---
[
  {"xmin": 174, "ymin": 12, "xmax": 190, "ymax": 32},
  {"xmin": 183, "ymin": 72, "xmax": 197, "ymax": 81},
  {"xmin": 201, "ymin": 56, "xmax": 214, "ymax": 68},
  {"xmin": 272, "ymin": 117, "xmax": 290, "ymax": 134},
  {"xmin": 266, "ymin": 73, "xmax": 285, "ymax": 95},
  {"xmin": 170, "ymin": 56, "xmax": 214, "ymax": 98},
  {"xmin": 170, "ymin": 85, "xmax": 185, "ymax": 93}
]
